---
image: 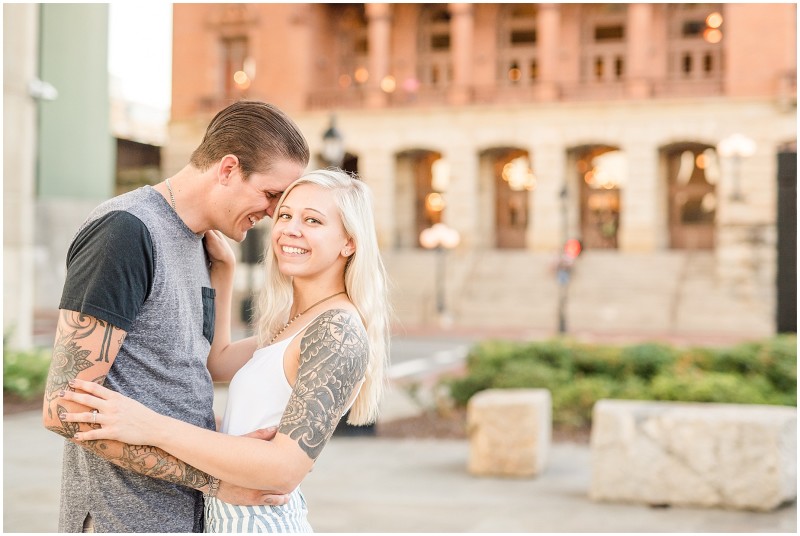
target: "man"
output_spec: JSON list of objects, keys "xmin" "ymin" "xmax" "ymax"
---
[{"xmin": 42, "ymin": 100, "xmax": 309, "ymax": 532}]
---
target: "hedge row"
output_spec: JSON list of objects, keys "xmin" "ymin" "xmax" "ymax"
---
[{"xmin": 445, "ymin": 335, "xmax": 797, "ymax": 429}]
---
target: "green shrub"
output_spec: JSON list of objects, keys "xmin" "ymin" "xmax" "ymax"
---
[
  {"xmin": 4, "ymin": 346, "xmax": 51, "ymax": 400},
  {"xmin": 619, "ymin": 343, "xmax": 678, "ymax": 380},
  {"xmin": 443, "ymin": 335, "xmax": 796, "ymax": 430},
  {"xmin": 553, "ymin": 376, "xmax": 617, "ymax": 428},
  {"xmin": 571, "ymin": 344, "xmax": 624, "ymax": 378}
]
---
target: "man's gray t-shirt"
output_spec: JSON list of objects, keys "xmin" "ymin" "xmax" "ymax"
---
[{"xmin": 58, "ymin": 186, "xmax": 216, "ymax": 532}]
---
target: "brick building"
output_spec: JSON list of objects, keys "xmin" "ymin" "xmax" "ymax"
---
[{"xmin": 166, "ymin": 3, "xmax": 796, "ymax": 338}]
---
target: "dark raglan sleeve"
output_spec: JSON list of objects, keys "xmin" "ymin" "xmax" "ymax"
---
[{"xmin": 59, "ymin": 211, "xmax": 154, "ymax": 332}]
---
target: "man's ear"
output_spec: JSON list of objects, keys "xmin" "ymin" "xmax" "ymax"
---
[{"xmin": 218, "ymin": 155, "xmax": 240, "ymax": 185}]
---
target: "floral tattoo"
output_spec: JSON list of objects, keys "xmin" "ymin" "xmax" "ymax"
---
[{"xmin": 279, "ymin": 309, "xmax": 368, "ymax": 459}]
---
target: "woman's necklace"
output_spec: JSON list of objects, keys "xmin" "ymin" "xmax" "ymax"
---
[{"xmin": 269, "ymin": 291, "xmax": 346, "ymax": 344}]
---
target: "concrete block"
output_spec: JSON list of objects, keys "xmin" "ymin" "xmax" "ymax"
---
[
  {"xmin": 467, "ymin": 388, "xmax": 551, "ymax": 477},
  {"xmin": 590, "ymin": 399, "xmax": 797, "ymax": 511}
]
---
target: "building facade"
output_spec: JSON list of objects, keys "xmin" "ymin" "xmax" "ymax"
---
[{"xmin": 167, "ymin": 3, "xmax": 796, "ymax": 339}]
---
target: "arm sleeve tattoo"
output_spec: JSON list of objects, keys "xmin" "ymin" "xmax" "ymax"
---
[
  {"xmin": 279, "ymin": 309, "xmax": 369, "ymax": 459},
  {"xmin": 43, "ymin": 310, "xmax": 214, "ymax": 491}
]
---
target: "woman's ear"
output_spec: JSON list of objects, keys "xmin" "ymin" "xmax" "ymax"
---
[{"xmin": 341, "ymin": 238, "xmax": 356, "ymax": 257}]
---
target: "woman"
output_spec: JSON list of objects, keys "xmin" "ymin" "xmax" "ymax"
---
[{"xmin": 60, "ymin": 169, "xmax": 390, "ymax": 532}]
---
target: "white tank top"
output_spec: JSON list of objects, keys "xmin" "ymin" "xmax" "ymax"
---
[
  {"xmin": 221, "ymin": 314, "xmax": 363, "ymax": 436},
  {"xmin": 221, "ymin": 329, "xmax": 300, "ymax": 436}
]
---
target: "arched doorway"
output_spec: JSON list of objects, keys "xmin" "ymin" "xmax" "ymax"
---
[
  {"xmin": 395, "ymin": 149, "xmax": 445, "ymax": 248},
  {"xmin": 662, "ymin": 142, "xmax": 717, "ymax": 249},
  {"xmin": 572, "ymin": 145, "xmax": 625, "ymax": 249},
  {"xmin": 481, "ymin": 147, "xmax": 535, "ymax": 249}
]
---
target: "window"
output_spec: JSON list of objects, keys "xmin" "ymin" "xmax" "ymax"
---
[
  {"xmin": 498, "ymin": 4, "xmax": 538, "ymax": 85},
  {"xmin": 419, "ymin": 5, "xmax": 452, "ymax": 87},
  {"xmin": 581, "ymin": 4, "xmax": 627, "ymax": 84}
]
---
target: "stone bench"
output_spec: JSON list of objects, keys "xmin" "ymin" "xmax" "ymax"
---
[
  {"xmin": 590, "ymin": 399, "xmax": 797, "ymax": 511},
  {"xmin": 466, "ymin": 388, "xmax": 551, "ymax": 477}
]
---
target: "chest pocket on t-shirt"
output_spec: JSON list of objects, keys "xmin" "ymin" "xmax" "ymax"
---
[{"xmin": 201, "ymin": 287, "xmax": 216, "ymax": 344}]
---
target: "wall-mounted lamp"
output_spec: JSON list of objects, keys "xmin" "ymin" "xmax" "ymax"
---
[
  {"xmin": 717, "ymin": 133, "xmax": 756, "ymax": 201},
  {"xmin": 321, "ymin": 115, "xmax": 345, "ymax": 168}
]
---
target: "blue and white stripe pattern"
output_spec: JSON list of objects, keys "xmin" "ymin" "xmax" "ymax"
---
[{"xmin": 204, "ymin": 488, "xmax": 312, "ymax": 533}]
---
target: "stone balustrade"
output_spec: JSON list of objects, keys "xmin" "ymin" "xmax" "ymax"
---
[
  {"xmin": 590, "ymin": 399, "xmax": 797, "ymax": 511},
  {"xmin": 467, "ymin": 388, "xmax": 551, "ymax": 477}
]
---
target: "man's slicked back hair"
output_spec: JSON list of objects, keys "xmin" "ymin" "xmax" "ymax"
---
[{"xmin": 190, "ymin": 100, "xmax": 309, "ymax": 178}]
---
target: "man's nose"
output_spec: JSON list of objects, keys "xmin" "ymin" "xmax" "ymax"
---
[{"xmin": 265, "ymin": 198, "xmax": 279, "ymax": 218}]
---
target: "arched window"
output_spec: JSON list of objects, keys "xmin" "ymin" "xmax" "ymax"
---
[
  {"xmin": 573, "ymin": 145, "xmax": 625, "ymax": 249},
  {"xmin": 663, "ymin": 143, "xmax": 718, "ymax": 249},
  {"xmin": 395, "ymin": 149, "xmax": 445, "ymax": 248},
  {"xmin": 480, "ymin": 147, "xmax": 535, "ymax": 249}
]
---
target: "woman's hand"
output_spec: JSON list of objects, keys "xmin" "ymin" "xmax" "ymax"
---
[
  {"xmin": 59, "ymin": 378, "xmax": 161, "ymax": 446},
  {"xmin": 204, "ymin": 230, "xmax": 236, "ymax": 275}
]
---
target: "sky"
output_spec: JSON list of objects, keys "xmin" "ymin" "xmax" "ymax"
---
[{"xmin": 108, "ymin": 3, "xmax": 173, "ymax": 111}]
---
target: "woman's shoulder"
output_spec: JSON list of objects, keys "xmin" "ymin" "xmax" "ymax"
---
[{"xmin": 301, "ymin": 307, "xmax": 368, "ymax": 348}]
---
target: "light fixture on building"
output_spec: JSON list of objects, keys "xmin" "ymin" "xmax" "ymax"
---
[
  {"xmin": 502, "ymin": 156, "xmax": 536, "ymax": 191},
  {"xmin": 354, "ymin": 67, "xmax": 369, "ymax": 84},
  {"xmin": 338, "ymin": 74, "xmax": 352, "ymax": 88},
  {"xmin": 717, "ymin": 133, "xmax": 756, "ymax": 201},
  {"xmin": 233, "ymin": 70, "xmax": 251, "ymax": 90},
  {"xmin": 381, "ymin": 75, "xmax": 396, "ymax": 93},
  {"xmin": 703, "ymin": 11, "xmax": 723, "ymax": 43},
  {"xmin": 321, "ymin": 115, "xmax": 345, "ymax": 168},
  {"xmin": 431, "ymin": 158, "xmax": 450, "ymax": 192},
  {"xmin": 28, "ymin": 78, "xmax": 58, "ymax": 101},
  {"xmin": 425, "ymin": 192, "xmax": 445, "ymax": 214}
]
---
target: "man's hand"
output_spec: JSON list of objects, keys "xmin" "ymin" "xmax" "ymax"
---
[
  {"xmin": 215, "ymin": 481, "xmax": 290, "ymax": 506},
  {"xmin": 213, "ymin": 426, "xmax": 289, "ymax": 506}
]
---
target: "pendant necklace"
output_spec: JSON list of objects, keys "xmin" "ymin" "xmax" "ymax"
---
[{"xmin": 269, "ymin": 291, "xmax": 346, "ymax": 344}]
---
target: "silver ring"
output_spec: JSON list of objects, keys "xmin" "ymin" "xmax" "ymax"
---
[{"xmin": 91, "ymin": 409, "xmax": 98, "ymax": 424}]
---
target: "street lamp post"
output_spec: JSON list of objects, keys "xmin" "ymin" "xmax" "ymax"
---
[
  {"xmin": 419, "ymin": 223, "xmax": 461, "ymax": 323},
  {"xmin": 717, "ymin": 133, "xmax": 756, "ymax": 201},
  {"xmin": 321, "ymin": 114, "xmax": 345, "ymax": 168}
]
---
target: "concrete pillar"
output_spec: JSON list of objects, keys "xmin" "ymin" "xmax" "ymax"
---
[
  {"xmin": 365, "ymin": 3, "xmax": 391, "ymax": 108},
  {"xmin": 531, "ymin": 143, "xmax": 567, "ymax": 251},
  {"xmin": 3, "ymin": 4, "xmax": 38, "ymax": 349},
  {"xmin": 626, "ymin": 3, "xmax": 653, "ymax": 99},
  {"xmin": 619, "ymin": 141, "xmax": 659, "ymax": 251},
  {"xmin": 443, "ymin": 147, "xmax": 479, "ymax": 248},
  {"xmin": 536, "ymin": 4, "xmax": 561, "ymax": 101},
  {"xmin": 448, "ymin": 3, "xmax": 474, "ymax": 106},
  {"xmin": 356, "ymin": 147, "xmax": 395, "ymax": 249}
]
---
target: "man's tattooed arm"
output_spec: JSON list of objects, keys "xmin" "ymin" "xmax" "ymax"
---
[
  {"xmin": 42, "ymin": 309, "xmax": 214, "ymax": 492},
  {"xmin": 279, "ymin": 309, "xmax": 369, "ymax": 459}
]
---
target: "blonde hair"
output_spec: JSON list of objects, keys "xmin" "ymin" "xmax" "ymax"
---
[{"xmin": 254, "ymin": 169, "xmax": 390, "ymax": 425}]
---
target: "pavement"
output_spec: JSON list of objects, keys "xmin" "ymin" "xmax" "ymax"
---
[{"xmin": 3, "ymin": 381, "xmax": 797, "ymax": 533}]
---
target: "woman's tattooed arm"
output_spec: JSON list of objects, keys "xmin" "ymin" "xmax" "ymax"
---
[{"xmin": 279, "ymin": 309, "xmax": 369, "ymax": 459}]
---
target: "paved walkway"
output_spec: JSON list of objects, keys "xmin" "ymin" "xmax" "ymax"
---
[{"xmin": 4, "ymin": 384, "xmax": 796, "ymax": 533}]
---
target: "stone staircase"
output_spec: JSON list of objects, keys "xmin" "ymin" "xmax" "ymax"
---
[{"xmin": 383, "ymin": 249, "xmax": 774, "ymax": 339}]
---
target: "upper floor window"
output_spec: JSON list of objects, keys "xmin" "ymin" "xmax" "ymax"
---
[
  {"xmin": 668, "ymin": 4, "xmax": 724, "ymax": 80},
  {"xmin": 220, "ymin": 36, "xmax": 250, "ymax": 97},
  {"xmin": 498, "ymin": 4, "xmax": 538, "ymax": 85},
  {"xmin": 418, "ymin": 4, "xmax": 452, "ymax": 87},
  {"xmin": 581, "ymin": 4, "xmax": 627, "ymax": 83},
  {"xmin": 334, "ymin": 4, "xmax": 369, "ymax": 89}
]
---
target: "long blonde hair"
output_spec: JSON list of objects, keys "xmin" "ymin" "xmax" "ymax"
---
[{"xmin": 254, "ymin": 169, "xmax": 390, "ymax": 425}]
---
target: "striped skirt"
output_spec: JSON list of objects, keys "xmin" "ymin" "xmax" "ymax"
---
[{"xmin": 204, "ymin": 488, "xmax": 312, "ymax": 533}]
